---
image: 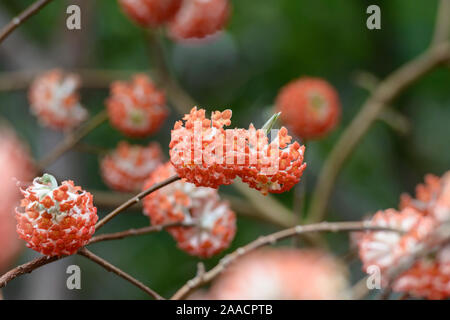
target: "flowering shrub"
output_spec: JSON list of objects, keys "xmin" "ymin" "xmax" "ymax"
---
[
  {"xmin": 143, "ymin": 162, "xmax": 236, "ymax": 257},
  {"xmin": 276, "ymin": 77, "xmax": 341, "ymax": 140},
  {"xmin": 29, "ymin": 69, "xmax": 87, "ymax": 130},
  {"xmin": 169, "ymin": 107, "xmax": 307, "ymax": 194},
  {"xmin": 101, "ymin": 141, "xmax": 163, "ymax": 192},
  {"xmin": 208, "ymin": 248, "xmax": 350, "ymax": 299},
  {"xmin": 16, "ymin": 174, "xmax": 98, "ymax": 256},
  {"xmin": 118, "ymin": 0, "xmax": 182, "ymax": 27},
  {"xmin": 106, "ymin": 74, "xmax": 168, "ymax": 138},
  {"xmin": 0, "ymin": 126, "xmax": 34, "ymax": 272}
]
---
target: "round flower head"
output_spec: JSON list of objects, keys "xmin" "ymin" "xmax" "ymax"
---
[
  {"xmin": 168, "ymin": 0, "xmax": 231, "ymax": 40},
  {"xmin": 209, "ymin": 248, "xmax": 350, "ymax": 300},
  {"xmin": 275, "ymin": 77, "xmax": 340, "ymax": 140},
  {"xmin": 0, "ymin": 126, "xmax": 34, "ymax": 271},
  {"xmin": 357, "ymin": 207, "xmax": 450, "ymax": 299},
  {"xmin": 118, "ymin": 0, "xmax": 181, "ymax": 27},
  {"xmin": 143, "ymin": 162, "xmax": 236, "ymax": 258},
  {"xmin": 101, "ymin": 141, "xmax": 163, "ymax": 192},
  {"xmin": 169, "ymin": 107, "xmax": 306, "ymax": 194},
  {"xmin": 28, "ymin": 69, "xmax": 87, "ymax": 131},
  {"xmin": 400, "ymin": 171, "xmax": 450, "ymax": 222},
  {"xmin": 16, "ymin": 174, "xmax": 98, "ymax": 257},
  {"xmin": 106, "ymin": 74, "xmax": 168, "ymax": 138}
]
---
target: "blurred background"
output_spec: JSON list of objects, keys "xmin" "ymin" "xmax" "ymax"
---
[{"xmin": 0, "ymin": 0, "xmax": 449, "ymax": 299}]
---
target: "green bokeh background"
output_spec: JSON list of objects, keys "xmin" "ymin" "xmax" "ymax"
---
[{"xmin": 0, "ymin": 0, "xmax": 449, "ymax": 299}]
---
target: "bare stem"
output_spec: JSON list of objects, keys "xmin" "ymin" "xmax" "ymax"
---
[
  {"xmin": 0, "ymin": 0, "xmax": 54, "ymax": 44},
  {"xmin": 171, "ymin": 221, "xmax": 401, "ymax": 300},
  {"xmin": 37, "ymin": 110, "xmax": 108, "ymax": 171},
  {"xmin": 95, "ymin": 174, "xmax": 181, "ymax": 231},
  {"xmin": 78, "ymin": 248, "xmax": 164, "ymax": 300}
]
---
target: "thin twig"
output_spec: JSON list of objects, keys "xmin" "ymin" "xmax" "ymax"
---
[
  {"xmin": 307, "ymin": 42, "xmax": 450, "ymax": 223},
  {"xmin": 37, "ymin": 109, "xmax": 108, "ymax": 171},
  {"xmin": 0, "ymin": 0, "xmax": 54, "ymax": 44},
  {"xmin": 78, "ymin": 248, "xmax": 164, "ymax": 300},
  {"xmin": 171, "ymin": 221, "xmax": 402, "ymax": 300},
  {"xmin": 95, "ymin": 174, "xmax": 181, "ymax": 231},
  {"xmin": 432, "ymin": 0, "xmax": 450, "ymax": 45},
  {"xmin": 89, "ymin": 221, "xmax": 192, "ymax": 244}
]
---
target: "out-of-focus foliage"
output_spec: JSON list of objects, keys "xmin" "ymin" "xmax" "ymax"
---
[{"xmin": 0, "ymin": 0, "xmax": 448, "ymax": 299}]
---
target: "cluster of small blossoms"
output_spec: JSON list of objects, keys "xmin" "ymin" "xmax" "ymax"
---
[
  {"xmin": 208, "ymin": 249, "xmax": 350, "ymax": 300},
  {"xmin": 118, "ymin": 0, "xmax": 182, "ymax": 27},
  {"xmin": 101, "ymin": 141, "xmax": 163, "ymax": 192},
  {"xmin": 0, "ymin": 126, "xmax": 34, "ymax": 272},
  {"xmin": 169, "ymin": 107, "xmax": 306, "ymax": 195},
  {"xmin": 118, "ymin": 0, "xmax": 231, "ymax": 41},
  {"xmin": 358, "ymin": 171, "xmax": 450, "ymax": 299},
  {"xmin": 16, "ymin": 174, "xmax": 98, "ymax": 257},
  {"xmin": 106, "ymin": 74, "xmax": 168, "ymax": 138},
  {"xmin": 28, "ymin": 69, "xmax": 88, "ymax": 131},
  {"xmin": 275, "ymin": 77, "xmax": 341, "ymax": 140},
  {"xmin": 142, "ymin": 162, "xmax": 236, "ymax": 258}
]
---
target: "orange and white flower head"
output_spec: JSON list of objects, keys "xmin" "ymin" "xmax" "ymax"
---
[
  {"xmin": 169, "ymin": 107, "xmax": 306, "ymax": 194},
  {"xmin": 400, "ymin": 171, "xmax": 450, "ymax": 222},
  {"xmin": 29, "ymin": 69, "xmax": 87, "ymax": 131},
  {"xmin": 106, "ymin": 74, "xmax": 168, "ymax": 138},
  {"xmin": 143, "ymin": 162, "xmax": 236, "ymax": 258},
  {"xmin": 118, "ymin": 0, "xmax": 181, "ymax": 27},
  {"xmin": 275, "ymin": 77, "xmax": 341, "ymax": 140},
  {"xmin": 168, "ymin": 0, "xmax": 231, "ymax": 41},
  {"xmin": 16, "ymin": 174, "xmax": 98, "ymax": 257},
  {"xmin": 358, "ymin": 207, "xmax": 450, "ymax": 299},
  {"xmin": 0, "ymin": 126, "xmax": 34, "ymax": 271},
  {"xmin": 101, "ymin": 141, "xmax": 163, "ymax": 192},
  {"xmin": 209, "ymin": 248, "xmax": 350, "ymax": 300}
]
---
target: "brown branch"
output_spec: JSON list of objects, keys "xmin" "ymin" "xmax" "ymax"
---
[
  {"xmin": 95, "ymin": 174, "xmax": 181, "ymax": 231},
  {"xmin": 78, "ymin": 248, "xmax": 164, "ymax": 300},
  {"xmin": 171, "ymin": 221, "xmax": 402, "ymax": 300},
  {"xmin": 37, "ymin": 109, "xmax": 108, "ymax": 171},
  {"xmin": 0, "ymin": 255, "xmax": 62, "ymax": 289},
  {"xmin": 307, "ymin": 42, "xmax": 450, "ymax": 223},
  {"xmin": 0, "ymin": 0, "xmax": 54, "ymax": 44},
  {"xmin": 89, "ymin": 221, "xmax": 192, "ymax": 244},
  {"xmin": 432, "ymin": 0, "xmax": 450, "ymax": 45}
]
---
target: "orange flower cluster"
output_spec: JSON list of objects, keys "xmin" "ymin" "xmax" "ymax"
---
[
  {"xmin": 0, "ymin": 126, "xmax": 34, "ymax": 272},
  {"xmin": 168, "ymin": 0, "xmax": 231, "ymax": 41},
  {"xmin": 169, "ymin": 107, "xmax": 306, "ymax": 195},
  {"xmin": 358, "ymin": 171, "xmax": 450, "ymax": 299},
  {"xmin": 118, "ymin": 0, "xmax": 231, "ymax": 41},
  {"xmin": 16, "ymin": 174, "xmax": 98, "ymax": 257},
  {"xmin": 106, "ymin": 74, "xmax": 168, "ymax": 138},
  {"xmin": 208, "ymin": 249, "xmax": 350, "ymax": 300},
  {"xmin": 101, "ymin": 141, "xmax": 163, "ymax": 192},
  {"xmin": 118, "ymin": 0, "xmax": 181, "ymax": 27},
  {"xmin": 276, "ymin": 77, "xmax": 340, "ymax": 140},
  {"xmin": 142, "ymin": 162, "xmax": 236, "ymax": 258},
  {"xmin": 28, "ymin": 70, "xmax": 87, "ymax": 130}
]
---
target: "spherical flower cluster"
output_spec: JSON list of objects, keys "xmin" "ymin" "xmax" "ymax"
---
[
  {"xmin": 118, "ymin": 0, "xmax": 181, "ymax": 27},
  {"xmin": 28, "ymin": 69, "xmax": 88, "ymax": 131},
  {"xmin": 0, "ymin": 126, "xmax": 34, "ymax": 272},
  {"xmin": 142, "ymin": 162, "xmax": 236, "ymax": 258},
  {"xmin": 101, "ymin": 141, "xmax": 163, "ymax": 192},
  {"xmin": 106, "ymin": 74, "xmax": 168, "ymax": 138},
  {"xmin": 275, "ymin": 77, "xmax": 341, "ymax": 140},
  {"xmin": 209, "ymin": 248, "xmax": 350, "ymax": 300},
  {"xmin": 16, "ymin": 174, "xmax": 98, "ymax": 257},
  {"xmin": 358, "ymin": 172, "xmax": 450, "ymax": 299},
  {"xmin": 168, "ymin": 0, "xmax": 231, "ymax": 41},
  {"xmin": 169, "ymin": 107, "xmax": 306, "ymax": 195}
]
